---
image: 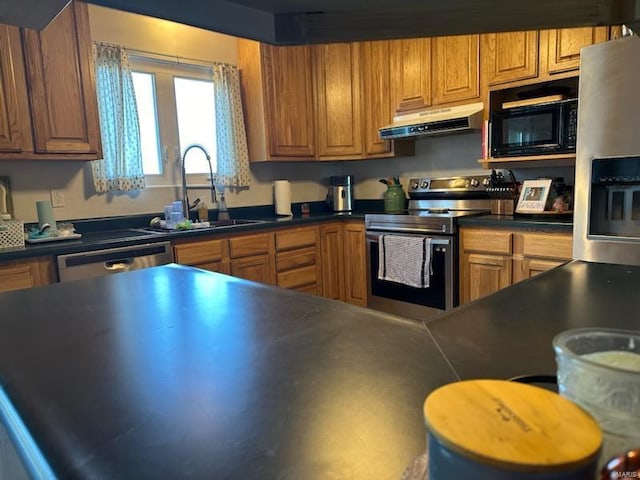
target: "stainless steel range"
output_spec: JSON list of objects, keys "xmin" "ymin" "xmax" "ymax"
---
[{"xmin": 365, "ymin": 175, "xmax": 492, "ymax": 321}]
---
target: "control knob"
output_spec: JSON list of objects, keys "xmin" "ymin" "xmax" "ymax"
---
[
  {"xmin": 482, "ymin": 177, "xmax": 491, "ymax": 187},
  {"xmin": 420, "ymin": 180, "xmax": 429, "ymax": 188},
  {"xmin": 470, "ymin": 178, "xmax": 480, "ymax": 188},
  {"xmin": 410, "ymin": 180, "xmax": 419, "ymax": 189}
]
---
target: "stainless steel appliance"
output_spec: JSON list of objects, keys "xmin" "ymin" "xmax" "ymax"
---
[
  {"xmin": 574, "ymin": 35, "xmax": 640, "ymax": 266},
  {"xmin": 379, "ymin": 102, "xmax": 483, "ymax": 140},
  {"xmin": 365, "ymin": 175, "xmax": 491, "ymax": 321},
  {"xmin": 57, "ymin": 242, "xmax": 174, "ymax": 282},
  {"xmin": 327, "ymin": 175, "xmax": 354, "ymax": 212},
  {"xmin": 490, "ymin": 98, "xmax": 577, "ymax": 157}
]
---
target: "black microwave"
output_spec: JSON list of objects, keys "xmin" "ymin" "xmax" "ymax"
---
[{"xmin": 490, "ymin": 98, "xmax": 578, "ymax": 157}]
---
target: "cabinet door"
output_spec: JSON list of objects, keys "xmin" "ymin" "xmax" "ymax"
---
[
  {"xmin": 545, "ymin": 27, "xmax": 610, "ymax": 74},
  {"xmin": 461, "ymin": 253, "xmax": 511, "ymax": 303},
  {"xmin": 314, "ymin": 42, "xmax": 363, "ymax": 159},
  {"xmin": 512, "ymin": 231, "xmax": 572, "ymax": 283},
  {"xmin": 0, "ymin": 25, "xmax": 30, "ymax": 154},
  {"xmin": 231, "ymin": 255, "xmax": 274, "ymax": 285},
  {"xmin": 22, "ymin": 1, "xmax": 101, "ymax": 155},
  {"xmin": 320, "ymin": 223, "xmax": 344, "ymax": 301},
  {"xmin": 518, "ymin": 258, "xmax": 567, "ymax": 282},
  {"xmin": 261, "ymin": 44, "xmax": 315, "ymax": 158},
  {"xmin": 482, "ymin": 31, "xmax": 539, "ymax": 86},
  {"xmin": 390, "ymin": 38, "xmax": 431, "ymax": 114},
  {"xmin": 343, "ymin": 222, "xmax": 367, "ymax": 306},
  {"xmin": 0, "ymin": 257, "xmax": 55, "ymax": 293},
  {"xmin": 361, "ymin": 40, "xmax": 392, "ymax": 157},
  {"xmin": 432, "ymin": 35, "xmax": 480, "ymax": 105}
]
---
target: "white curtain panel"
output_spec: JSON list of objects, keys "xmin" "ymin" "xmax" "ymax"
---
[
  {"xmin": 92, "ymin": 43, "xmax": 145, "ymax": 193},
  {"xmin": 211, "ymin": 64, "xmax": 251, "ymax": 187}
]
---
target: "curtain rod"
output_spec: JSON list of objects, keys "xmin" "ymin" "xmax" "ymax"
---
[{"xmin": 93, "ymin": 42, "xmax": 236, "ymax": 69}]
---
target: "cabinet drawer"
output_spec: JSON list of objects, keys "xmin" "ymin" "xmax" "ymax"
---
[
  {"xmin": 521, "ymin": 232, "xmax": 573, "ymax": 260},
  {"xmin": 229, "ymin": 233, "xmax": 271, "ymax": 258},
  {"xmin": 276, "ymin": 246, "xmax": 316, "ymax": 272},
  {"xmin": 277, "ymin": 265, "xmax": 317, "ymax": 289},
  {"xmin": 461, "ymin": 228, "xmax": 512, "ymax": 254},
  {"xmin": 174, "ymin": 239, "xmax": 226, "ymax": 265},
  {"xmin": 275, "ymin": 227, "xmax": 318, "ymax": 251}
]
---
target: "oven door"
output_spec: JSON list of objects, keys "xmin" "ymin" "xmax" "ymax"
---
[{"xmin": 365, "ymin": 231, "xmax": 455, "ymax": 322}]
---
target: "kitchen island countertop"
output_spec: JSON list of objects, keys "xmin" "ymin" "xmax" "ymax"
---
[{"xmin": 0, "ymin": 260, "xmax": 638, "ymax": 478}]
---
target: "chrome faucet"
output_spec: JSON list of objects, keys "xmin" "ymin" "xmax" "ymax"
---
[{"xmin": 181, "ymin": 144, "xmax": 216, "ymax": 220}]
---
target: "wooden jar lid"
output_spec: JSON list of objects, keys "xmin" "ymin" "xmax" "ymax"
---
[{"xmin": 423, "ymin": 379, "xmax": 602, "ymax": 472}]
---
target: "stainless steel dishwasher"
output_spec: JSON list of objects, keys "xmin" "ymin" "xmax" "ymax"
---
[{"xmin": 57, "ymin": 242, "xmax": 173, "ymax": 282}]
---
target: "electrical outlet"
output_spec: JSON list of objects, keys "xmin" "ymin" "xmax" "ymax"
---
[{"xmin": 50, "ymin": 189, "xmax": 65, "ymax": 208}]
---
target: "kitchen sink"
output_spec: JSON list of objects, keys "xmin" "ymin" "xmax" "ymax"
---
[{"xmin": 134, "ymin": 219, "xmax": 267, "ymax": 235}]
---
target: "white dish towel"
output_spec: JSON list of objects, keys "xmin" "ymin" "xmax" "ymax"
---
[{"xmin": 378, "ymin": 235, "xmax": 432, "ymax": 288}]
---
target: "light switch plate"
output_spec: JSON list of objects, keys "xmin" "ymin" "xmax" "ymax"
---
[{"xmin": 50, "ymin": 189, "xmax": 65, "ymax": 208}]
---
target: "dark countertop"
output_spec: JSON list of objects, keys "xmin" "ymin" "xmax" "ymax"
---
[
  {"xmin": 458, "ymin": 213, "xmax": 573, "ymax": 232},
  {"xmin": 0, "ymin": 212, "xmax": 365, "ymax": 262},
  {"xmin": 0, "ymin": 265, "xmax": 456, "ymax": 479},
  {"xmin": 1, "ymin": 209, "xmax": 573, "ymax": 263},
  {"xmin": 0, "ymin": 260, "xmax": 637, "ymax": 478}
]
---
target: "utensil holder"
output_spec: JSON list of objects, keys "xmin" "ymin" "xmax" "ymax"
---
[{"xmin": 384, "ymin": 185, "xmax": 406, "ymax": 213}]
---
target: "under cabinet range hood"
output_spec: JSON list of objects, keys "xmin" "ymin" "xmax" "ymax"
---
[{"xmin": 379, "ymin": 102, "xmax": 484, "ymax": 140}]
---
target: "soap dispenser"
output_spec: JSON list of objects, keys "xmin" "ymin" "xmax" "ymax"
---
[{"xmin": 217, "ymin": 193, "xmax": 230, "ymax": 220}]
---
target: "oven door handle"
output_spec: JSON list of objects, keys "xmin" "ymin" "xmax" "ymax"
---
[
  {"xmin": 365, "ymin": 225, "xmax": 448, "ymax": 234},
  {"xmin": 365, "ymin": 232, "xmax": 451, "ymax": 245}
]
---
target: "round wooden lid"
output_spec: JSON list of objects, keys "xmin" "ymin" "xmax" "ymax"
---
[{"xmin": 423, "ymin": 379, "xmax": 602, "ymax": 471}]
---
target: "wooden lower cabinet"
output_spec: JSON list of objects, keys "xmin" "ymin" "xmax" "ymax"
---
[
  {"xmin": 512, "ymin": 231, "xmax": 573, "ymax": 283},
  {"xmin": 343, "ymin": 221, "xmax": 367, "ymax": 306},
  {"xmin": 319, "ymin": 223, "xmax": 344, "ymax": 300},
  {"xmin": 275, "ymin": 226, "xmax": 320, "ymax": 294},
  {"xmin": 0, "ymin": 257, "xmax": 55, "ymax": 293},
  {"xmin": 173, "ymin": 238, "xmax": 230, "ymax": 274},
  {"xmin": 460, "ymin": 227, "xmax": 572, "ymax": 304},
  {"xmin": 231, "ymin": 254, "xmax": 274, "ymax": 284},
  {"xmin": 171, "ymin": 221, "xmax": 368, "ymax": 304}
]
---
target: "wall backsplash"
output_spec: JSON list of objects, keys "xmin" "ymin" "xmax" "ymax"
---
[{"xmin": 2, "ymin": 133, "xmax": 573, "ymax": 223}]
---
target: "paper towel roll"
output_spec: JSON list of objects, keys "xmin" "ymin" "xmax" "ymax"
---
[
  {"xmin": 36, "ymin": 200, "xmax": 57, "ymax": 232},
  {"xmin": 274, "ymin": 180, "xmax": 292, "ymax": 216}
]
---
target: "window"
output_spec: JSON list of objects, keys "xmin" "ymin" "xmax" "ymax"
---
[
  {"xmin": 131, "ymin": 72, "xmax": 161, "ymax": 175},
  {"xmin": 129, "ymin": 56, "xmax": 218, "ymax": 186}
]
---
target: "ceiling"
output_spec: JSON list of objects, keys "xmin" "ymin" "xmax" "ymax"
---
[{"xmin": 6, "ymin": 0, "xmax": 640, "ymax": 44}]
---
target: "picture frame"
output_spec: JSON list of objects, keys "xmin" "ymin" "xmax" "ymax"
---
[{"xmin": 515, "ymin": 178, "xmax": 552, "ymax": 213}]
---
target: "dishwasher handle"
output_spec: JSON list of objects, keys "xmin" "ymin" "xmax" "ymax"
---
[{"xmin": 104, "ymin": 258, "xmax": 135, "ymax": 272}]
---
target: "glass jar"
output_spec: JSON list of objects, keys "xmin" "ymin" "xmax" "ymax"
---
[{"xmin": 384, "ymin": 184, "xmax": 406, "ymax": 213}]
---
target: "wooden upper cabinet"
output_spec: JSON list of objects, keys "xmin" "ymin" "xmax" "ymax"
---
[
  {"xmin": 544, "ymin": 26, "xmax": 610, "ymax": 75},
  {"xmin": 361, "ymin": 40, "xmax": 393, "ymax": 157},
  {"xmin": 0, "ymin": 25, "xmax": 30, "ymax": 154},
  {"xmin": 431, "ymin": 34, "xmax": 480, "ymax": 105},
  {"xmin": 389, "ymin": 37, "xmax": 431, "ymax": 114},
  {"xmin": 261, "ymin": 44, "xmax": 315, "ymax": 158},
  {"xmin": 314, "ymin": 42, "xmax": 363, "ymax": 159},
  {"xmin": 22, "ymin": 1, "xmax": 101, "ymax": 156},
  {"xmin": 482, "ymin": 31, "xmax": 539, "ymax": 86}
]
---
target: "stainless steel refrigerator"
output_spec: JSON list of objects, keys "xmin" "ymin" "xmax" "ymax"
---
[{"xmin": 573, "ymin": 34, "xmax": 640, "ymax": 266}]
